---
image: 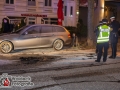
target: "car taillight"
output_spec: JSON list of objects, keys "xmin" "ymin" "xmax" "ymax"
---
[{"xmin": 68, "ymin": 34, "xmax": 71, "ymax": 38}]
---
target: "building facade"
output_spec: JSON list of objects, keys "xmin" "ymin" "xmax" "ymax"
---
[{"xmin": 0, "ymin": 0, "xmax": 79, "ymax": 28}]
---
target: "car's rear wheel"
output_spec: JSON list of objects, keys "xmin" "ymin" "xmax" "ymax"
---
[
  {"xmin": 53, "ymin": 39, "xmax": 63, "ymax": 50},
  {"xmin": 0, "ymin": 41, "xmax": 13, "ymax": 53}
]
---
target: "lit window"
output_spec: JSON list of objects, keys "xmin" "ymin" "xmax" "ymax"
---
[
  {"xmin": 6, "ymin": 0, "xmax": 14, "ymax": 4},
  {"xmin": 28, "ymin": 0, "xmax": 36, "ymax": 6},
  {"xmin": 45, "ymin": 0, "xmax": 52, "ymax": 6}
]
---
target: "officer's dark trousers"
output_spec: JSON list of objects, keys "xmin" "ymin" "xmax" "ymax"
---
[
  {"xmin": 111, "ymin": 43, "xmax": 117, "ymax": 58},
  {"xmin": 97, "ymin": 42, "xmax": 109, "ymax": 62}
]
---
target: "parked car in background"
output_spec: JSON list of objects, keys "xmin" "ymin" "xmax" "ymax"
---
[{"xmin": 0, "ymin": 24, "xmax": 71, "ymax": 53}]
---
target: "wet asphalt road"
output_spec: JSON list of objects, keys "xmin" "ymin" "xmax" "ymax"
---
[
  {"xmin": 1, "ymin": 60, "xmax": 120, "ymax": 90},
  {"xmin": 0, "ymin": 47, "xmax": 120, "ymax": 90}
]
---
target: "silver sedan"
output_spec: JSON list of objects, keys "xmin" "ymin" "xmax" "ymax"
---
[{"xmin": 0, "ymin": 24, "xmax": 72, "ymax": 53}]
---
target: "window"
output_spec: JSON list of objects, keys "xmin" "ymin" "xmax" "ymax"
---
[
  {"xmin": 41, "ymin": 26, "xmax": 52, "ymax": 33},
  {"xmin": 28, "ymin": 17, "xmax": 36, "ymax": 24},
  {"xmin": 70, "ymin": 6, "xmax": 73, "ymax": 16},
  {"xmin": 28, "ymin": 0, "xmax": 35, "ymax": 1},
  {"xmin": 50, "ymin": 18, "xmax": 58, "ymax": 24},
  {"xmin": 45, "ymin": 0, "xmax": 52, "ymax": 6},
  {"xmin": 43, "ymin": 18, "xmax": 57, "ymax": 25},
  {"xmin": 53, "ymin": 27, "xmax": 57, "ymax": 32},
  {"xmin": 6, "ymin": 0, "xmax": 14, "ymax": 4},
  {"xmin": 55, "ymin": 27, "xmax": 65, "ymax": 32},
  {"xmin": 26, "ymin": 26, "xmax": 39, "ymax": 34},
  {"xmin": 64, "ymin": 6, "xmax": 67, "ymax": 16},
  {"xmin": 28, "ymin": 0, "xmax": 36, "ymax": 6},
  {"xmin": 29, "ymin": 22, "xmax": 35, "ymax": 24}
]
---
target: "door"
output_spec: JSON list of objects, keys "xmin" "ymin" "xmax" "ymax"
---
[
  {"xmin": 16, "ymin": 26, "xmax": 40, "ymax": 49},
  {"xmin": 40, "ymin": 26, "xmax": 54, "ymax": 47}
]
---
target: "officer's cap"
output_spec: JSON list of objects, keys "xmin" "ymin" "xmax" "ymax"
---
[
  {"xmin": 110, "ymin": 16, "xmax": 115, "ymax": 19},
  {"xmin": 102, "ymin": 19, "xmax": 108, "ymax": 23}
]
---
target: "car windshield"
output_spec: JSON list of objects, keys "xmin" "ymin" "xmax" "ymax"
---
[{"xmin": 12, "ymin": 25, "xmax": 30, "ymax": 34}]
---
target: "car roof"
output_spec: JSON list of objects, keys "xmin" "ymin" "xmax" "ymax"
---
[{"xmin": 29, "ymin": 24, "xmax": 64, "ymax": 28}]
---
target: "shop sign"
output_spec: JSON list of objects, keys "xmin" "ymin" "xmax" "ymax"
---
[{"xmin": 21, "ymin": 14, "xmax": 47, "ymax": 17}]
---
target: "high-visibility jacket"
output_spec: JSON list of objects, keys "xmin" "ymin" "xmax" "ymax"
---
[{"xmin": 97, "ymin": 24, "xmax": 110, "ymax": 43}]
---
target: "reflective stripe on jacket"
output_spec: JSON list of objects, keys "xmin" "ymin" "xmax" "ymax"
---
[{"xmin": 97, "ymin": 25, "xmax": 110, "ymax": 43}]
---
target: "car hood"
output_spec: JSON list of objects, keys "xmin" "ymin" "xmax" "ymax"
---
[{"xmin": 0, "ymin": 33, "xmax": 19, "ymax": 40}]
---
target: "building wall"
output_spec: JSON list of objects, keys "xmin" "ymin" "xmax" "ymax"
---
[
  {"xmin": 0, "ymin": 0, "xmax": 78, "ymax": 28},
  {"xmin": 63, "ymin": 0, "xmax": 78, "ymax": 26},
  {"xmin": 105, "ymin": 1, "xmax": 120, "ymax": 21},
  {"xmin": 117, "ymin": 7, "xmax": 120, "ymax": 22}
]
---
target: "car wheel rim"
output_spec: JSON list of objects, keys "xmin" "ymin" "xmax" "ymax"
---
[
  {"xmin": 54, "ymin": 40, "xmax": 63, "ymax": 50},
  {"xmin": 1, "ymin": 43, "xmax": 11, "ymax": 53}
]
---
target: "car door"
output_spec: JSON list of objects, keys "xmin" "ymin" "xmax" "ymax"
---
[
  {"xmin": 15, "ymin": 26, "xmax": 40, "ymax": 49},
  {"xmin": 40, "ymin": 26, "xmax": 54, "ymax": 47}
]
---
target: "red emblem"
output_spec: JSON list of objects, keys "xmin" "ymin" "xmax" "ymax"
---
[{"xmin": 3, "ymin": 78, "xmax": 10, "ymax": 86}]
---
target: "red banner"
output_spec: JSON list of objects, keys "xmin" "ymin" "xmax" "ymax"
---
[{"xmin": 57, "ymin": 0, "xmax": 64, "ymax": 25}]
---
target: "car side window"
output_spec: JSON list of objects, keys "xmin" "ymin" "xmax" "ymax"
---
[
  {"xmin": 54, "ymin": 27, "xmax": 65, "ymax": 32},
  {"xmin": 41, "ymin": 26, "xmax": 52, "ymax": 33},
  {"xmin": 25, "ymin": 26, "xmax": 39, "ymax": 34},
  {"xmin": 52, "ymin": 26, "xmax": 57, "ymax": 32}
]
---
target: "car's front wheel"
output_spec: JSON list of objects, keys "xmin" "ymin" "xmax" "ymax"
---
[
  {"xmin": 0, "ymin": 41, "xmax": 13, "ymax": 53},
  {"xmin": 53, "ymin": 39, "xmax": 64, "ymax": 50}
]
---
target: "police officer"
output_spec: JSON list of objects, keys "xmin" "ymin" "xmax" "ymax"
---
[
  {"xmin": 95, "ymin": 19, "xmax": 111, "ymax": 62},
  {"xmin": 109, "ymin": 16, "xmax": 120, "ymax": 59},
  {"xmin": 94, "ymin": 21, "xmax": 103, "ymax": 53}
]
